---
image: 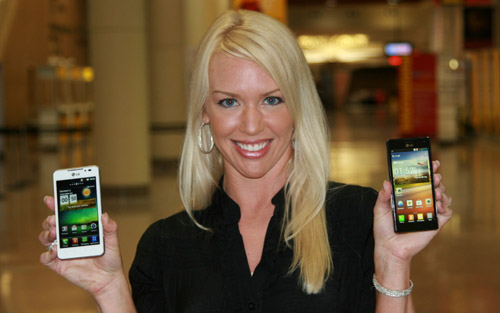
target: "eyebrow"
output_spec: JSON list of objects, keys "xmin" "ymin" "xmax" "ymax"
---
[{"xmin": 211, "ymin": 88, "xmax": 282, "ymax": 97}]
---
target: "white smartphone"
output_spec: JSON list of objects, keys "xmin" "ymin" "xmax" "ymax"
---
[{"xmin": 53, "ymin": 165, "xmax": 104, "ymax": 259}]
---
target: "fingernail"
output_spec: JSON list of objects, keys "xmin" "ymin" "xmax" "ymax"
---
[
  {"xmin": 436, "ymin": 160, "xmax": 440, "ymax": 167},
  {"xmin": 43, "ymin": 196, "xmax": 48, "ymax": 203}
]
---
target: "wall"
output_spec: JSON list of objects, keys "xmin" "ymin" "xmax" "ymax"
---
[{"xmin": 2, "ymin": 0, "xmax": 86, "ymax": 127}]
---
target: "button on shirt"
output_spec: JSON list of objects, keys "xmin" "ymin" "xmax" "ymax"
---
[{"xmin": 129, "ymin": 182, "xmax": 377, "ymax": 313}]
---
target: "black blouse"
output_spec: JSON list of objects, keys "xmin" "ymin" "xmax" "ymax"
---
[{"xmin": 129, "ymin": 182, "xmax": 377, "ymax": 313}]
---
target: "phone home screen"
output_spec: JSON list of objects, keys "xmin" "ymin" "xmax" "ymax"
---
[
  {"xmin": 57, "ymin": 177, "xmax": 100, "ymax": 249},
  {"xmin": 390, "ymin": 148, "xmax": 436, "ymax": 227}
]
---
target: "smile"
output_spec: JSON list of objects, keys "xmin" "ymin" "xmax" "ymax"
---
[{"xmin": 234, "ymin": 140, "xmax": 270, "ymax": 152}]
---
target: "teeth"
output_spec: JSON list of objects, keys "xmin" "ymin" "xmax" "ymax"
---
[{"xmin": 236, "ymin": 140, "xmax": 269, "ymax": 152}]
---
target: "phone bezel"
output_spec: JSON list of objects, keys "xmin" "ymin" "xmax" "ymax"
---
[
  {"xmin": 386, "ymin": 137, "xmax": 439, "ymax": 233},
  {"xmin": 53, "ymin": 165, "xmax": 104, "ymax": 259}
]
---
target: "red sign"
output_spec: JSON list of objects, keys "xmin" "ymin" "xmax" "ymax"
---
[{"xmin": 398, "ymin": 54, "xmax": 437, "ymax": 137}]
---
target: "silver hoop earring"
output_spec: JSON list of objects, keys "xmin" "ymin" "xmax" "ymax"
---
[{"xmin": 198, "ymin": 122, "xmax": 214, "ymax": 154}]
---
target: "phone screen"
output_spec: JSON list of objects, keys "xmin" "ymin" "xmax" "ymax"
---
[
  {"xmin": 388, "ymin": 138, "xmax": 438, "ymax": 232},
  {"xmin": 56, "ymin": 176, "xmax": 101, "ymax": 249}
]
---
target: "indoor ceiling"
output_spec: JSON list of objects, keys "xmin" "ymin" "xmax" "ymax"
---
[{"xmin": 289, "ymin": 0, "xmax": 423, "ymax": 5}]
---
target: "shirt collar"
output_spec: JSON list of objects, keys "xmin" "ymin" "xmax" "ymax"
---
[{"xmin": 209, "ymin": 178, "xmax": 286, "ymax": 227}]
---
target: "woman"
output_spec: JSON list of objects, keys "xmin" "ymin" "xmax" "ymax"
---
[{"xmin": 39, "ymin": 10, "xmax": 452, "ymax": 313}]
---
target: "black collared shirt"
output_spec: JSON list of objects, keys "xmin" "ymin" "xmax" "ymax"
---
[{"xmin": 129, "ymin": 183, "xmax": 377, "ymax": 313}]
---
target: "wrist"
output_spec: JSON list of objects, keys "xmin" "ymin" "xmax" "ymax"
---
[
  {"xmin": 374, "ymin": 248, "xmax": 412, "ymax": 291},
  {"xmin": 93, "ymin": 273, "xmax": 136, "ymax": 313},
  {"xmin": 373, "ymin": 274, "xmax": 413, "ymax": 297}
]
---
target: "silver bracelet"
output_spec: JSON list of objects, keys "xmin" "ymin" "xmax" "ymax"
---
[{"xmin": 372, "ymin": 274, "xmax": 413, "ymax": 297}]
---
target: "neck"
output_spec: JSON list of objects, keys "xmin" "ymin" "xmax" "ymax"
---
[{"xmin": 223, "ymin": 167, "xmax": 288, "ymax": 220}]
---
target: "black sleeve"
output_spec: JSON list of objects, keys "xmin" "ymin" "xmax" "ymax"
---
[
  {"xmin": 328, "ymin": 183, "xmax": 377, "ymax": 312},
  {"xmin": 358, "ymin": 187, "xmax": 377, "ymax": 312},
  {"xmin": 129, "ymin": 221, "xmax": 167, "ymax": 313}
]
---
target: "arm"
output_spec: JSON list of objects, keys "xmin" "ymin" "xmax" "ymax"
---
[
  {"xmin": 39, "ymin": 197, "xmax": 136, "ymax": 313},
  {"xmin": 372, "ymin": 161, "xmax": 452, "ymax": 313}
]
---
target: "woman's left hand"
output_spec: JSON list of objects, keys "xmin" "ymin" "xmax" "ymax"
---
[{"xmin": 373, "ymin": 160, "xmax": 453, "ymax": 264}]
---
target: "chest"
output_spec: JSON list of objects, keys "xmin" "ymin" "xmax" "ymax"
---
[
  {"xmin": 160, "ymin": 227, "xmax": 371, "ymax": 313},
  {"xmin": 238, "ymin": 220, "xmax": 270, "ymax": 273}
]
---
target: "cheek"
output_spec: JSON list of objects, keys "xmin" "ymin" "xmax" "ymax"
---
[
  {"xmin": 268, "ymin": 114, "xmax": 293, "ymax": 137},
  {"xmin": 209, "ymin": 115, "xmax": 240, "ymax": 141}
]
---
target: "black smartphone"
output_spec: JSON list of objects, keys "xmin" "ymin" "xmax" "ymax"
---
[{"xmin": 386, "ymin": 137, "xmax": 438, "ymax": 233}]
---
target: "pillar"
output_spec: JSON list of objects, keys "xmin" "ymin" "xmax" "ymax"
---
[
  {"xmin": 148, "ymin": 0, "xmax": 186, "ymax": 160},
  {"xmin": 87, "ymin": 0, "xmax": 150, "ymax": 187},
  {"xmin": 149, "ymin": 0, "xmax": 229, "ymax": 160},
  {"xmin": 432, "ymin": 5, "xmax": 464, "ymax": 142}
]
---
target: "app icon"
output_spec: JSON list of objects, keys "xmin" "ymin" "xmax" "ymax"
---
[
  {"xmin": 62, "ymin": 238, "xmax": 69, "ymax": 245},
  {"xmin": 408, "ymin": 214, "xmax": 415, "ymax": 221},
  {"xmin": 396, "ymin": 187, "xmax": 403, "ymax": 195},
  {"xmin": 407, "ymin": 200, "xmax": 413, "ymax": 207},
  {"xmin": 416, "ymin": 200, "xmax": 423, "ymax": 206},
  {"xmin": 81, "ymin": 224, "xmax": 87, "ymax": 230},
  {"xmin": 417, "ymin": 213, "xmax": 424, "ymax": 220},
  {"xmin": 91, "ymin": 223, "xmax": 97, "ymax": 230},
  {"xmin": 426, "ymin": 198, "xmax": 432, "ymax": 206},
  {"xmin": 81, "ymin": 237, "xmax": 88, "ymax": 243},
  {"xmin": 72, "ymin": 237, "xmax": 79, "ymax": 244},
  {"xmin": 427, "ymin": 213, "xmax": 433, "ymax": 220},
  {"xmin": 91, "ymin": 236, "xmax": 98, "ymax": 243},
  {"xmin": 71, "ymin": 225, "xmax": 78, "ymax": 232},
  {"xmin": 398, "ymin": 215, "xmax": 405, "ymax": 223},
  {"xmin": 397, "ymin": 200, "xmax": 404, "ymax": 208},
  {"xmin": 61, "ymin": 225, "xmax": 68, "ymax": 232}
]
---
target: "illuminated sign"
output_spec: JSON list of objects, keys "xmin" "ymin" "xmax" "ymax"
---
[{"xmin": 384, "ymin": 42, "xmax": 413, "ymax": 56}]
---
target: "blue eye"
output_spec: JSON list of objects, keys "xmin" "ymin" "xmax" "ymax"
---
[
  {"xmin": 217, "ymin": 98, "xmax": 238, "ymax": 107},
  {"xmin": 264, "ymin": 96, "xmax": 283, "ymax": 105}
]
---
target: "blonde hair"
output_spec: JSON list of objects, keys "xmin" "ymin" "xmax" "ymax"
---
[{"xmin": 179, "ymin": 10, "xmax": 332, "ymax": 294}]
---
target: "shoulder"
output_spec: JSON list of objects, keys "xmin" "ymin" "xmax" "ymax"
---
[
  {"xmin": 326, "ymin": 182, "xmax": 378, "ymax": 213},
  {"xmin": 139, "ymin": 209, "xmax": 212, "ymax": 245},
  {"xmin": 324, "ymin": 182, "xmax": 377, "ymax": 244}
]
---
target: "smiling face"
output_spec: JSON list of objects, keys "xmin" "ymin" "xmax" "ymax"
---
[{"xmin": 202, "ymin": 53, "xmax": 294, "ymax": 181}]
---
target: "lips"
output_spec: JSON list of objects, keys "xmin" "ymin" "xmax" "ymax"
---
[
  {"xmin": 235, "ymin": 140, "xmax": 270, "ymax": 151},
  {"xmin": 232, "ymin": 139, "xmax": 272, "ymax": 158}
]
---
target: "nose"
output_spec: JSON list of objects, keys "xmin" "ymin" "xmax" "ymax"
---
[{"xmin": 240, "ymin": 104, "xmax": 264, "ymax": 135}]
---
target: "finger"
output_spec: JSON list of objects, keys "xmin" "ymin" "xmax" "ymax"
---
[
  {"xmin": 432, "ymin": 160, "xmax": 440, "ymax": 173},
  {"xmin": 40, "ymin": 247, "xmax": 58, "ymax": 267},
  {"xmin": 39, "ymin": 227, "xmax": 57, "ymax": 246},
  {"xmin": 43, "ymin": 196, "xmax": 56, "ymax": 212},
  {"xmin": 42, "ymin": 215, "xmax": 55, "ymax": 231},
  {"xmin": 434, "ymin": 182, "xmax": 446, "ymax": 201},
  {"xmin": 436, "ymin": 192, "xmax": 452, "ymax": 214},
  {"xmin": 437, "ymin": 195, "xmax": 453, "ymax": 228},
  {"xmin": 39, "ymin": 230, "xmax": 52, "ymax": 246},
  {"xmin": 433, "ymin": 173, "xmax": 442, "ymax": 188}
]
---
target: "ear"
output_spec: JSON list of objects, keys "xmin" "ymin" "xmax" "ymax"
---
[{"xmin": 202, "ymin": 107, "xmax": 210, "ymax": 124}]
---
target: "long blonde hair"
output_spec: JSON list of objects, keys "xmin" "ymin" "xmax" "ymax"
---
[{"xmin": 179, "ymin": 10, "xmax": 332, "ymax": 294}]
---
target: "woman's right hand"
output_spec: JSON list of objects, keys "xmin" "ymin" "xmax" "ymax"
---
[{"xmin": 39, "ymin": 196, "xmax": 127, "ymax": 298}]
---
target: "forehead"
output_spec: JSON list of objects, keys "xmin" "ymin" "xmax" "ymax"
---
[{"xmin": 208, "ymin": 52, "xmax": 279, "ymax": 91}]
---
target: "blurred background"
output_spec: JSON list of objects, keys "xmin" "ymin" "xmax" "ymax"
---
[{"xmin": 0, "ymin": 0, "xmax": 499, "ymax": 312}]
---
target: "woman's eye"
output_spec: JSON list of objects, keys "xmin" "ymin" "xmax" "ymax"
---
[
  {"xmin": 217, "ymin": 98, "xmax": 238, "ymax": 107},
  {"xmin": 264, "ymin": 96, "xmax": 283, "ymax": 105}
]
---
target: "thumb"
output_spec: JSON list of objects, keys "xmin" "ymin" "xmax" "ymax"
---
[
  {"xmin": 101, "ymin": 213, "xmax": 120, "ymax": 250},
  {"xmin": 374, "ymin": 180, "xmax": 393, "ymax": 216}
]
